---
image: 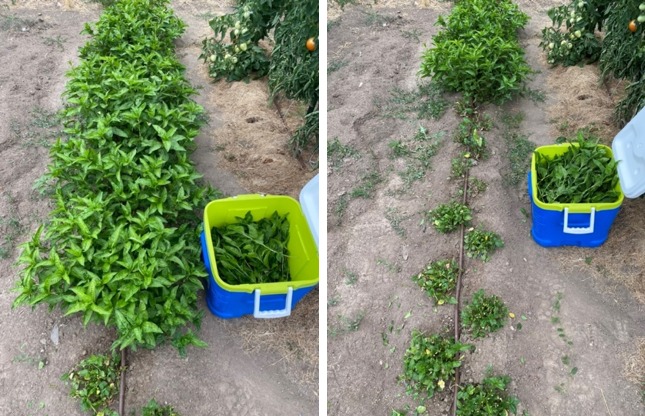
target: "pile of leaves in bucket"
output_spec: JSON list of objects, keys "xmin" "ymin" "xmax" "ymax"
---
[
  {"xmin": 210, "ymin": 211, "xmax": 291, "ymax": 285},
  {"xmin": 535, "ymin": 134, "xmax": 620, "ymax": 203}
]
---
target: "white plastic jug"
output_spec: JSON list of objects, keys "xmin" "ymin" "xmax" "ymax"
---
[
  {"xmin": 612, "ymin": 107, "xmax": 645, "ymax": 198},
  {"xmin": 299, "ymin": 174, "xmax": 319, "ymax": 249}
]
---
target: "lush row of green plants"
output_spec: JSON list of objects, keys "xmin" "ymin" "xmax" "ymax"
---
[
  {"xmin": 540, "ymin": 0, "xmax": 645, "ymax": 124},
  {"xmin": 13, "ymin": 0, "xmax": 216, "ymax": 357},
  {"xmin": 200, "ymin": 0, "xmax": 319, "ymax": 155},
  {"xmin": 419, "ymin": 0, "xmax": 531, "ymax": 106},
  {"xmin": 14, "ymin": 1, "xmax": 221, "ymax": 413}
]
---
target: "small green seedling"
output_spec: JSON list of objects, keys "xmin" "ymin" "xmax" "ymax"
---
[
  {"xmin": 62, "ymin": 353, "xmax": 121, "ymax": 415},
  {"xmin": 412, "ymin": 259, "xmax": 458, "ymax": 305},
  {"xmin": 461, "ymin": 289, "xmax": 509, "ymax": 338},
  {"xmin": 451, "ymin": 154, "xmax": 475, "ymax": 178},
  {"xmin": 427, "ymin": 202, "xmax": 472, "ymax": 233},
  {"xmin": 464, "ymin": 228, "xmax": 504, "ymax": 262},
  {"xmin": 401, "ymin": 330, "xmax": 472, "ymax": 399},
  {"xmin": 457, "ymin": 374, "xmax": 519, "ymax": 415},
  {"xmin": 454, "ymin": 117, "xmax": 488, "ymax": 159},
  {"xmin": 142, "ymin": 399, "xmax": 182, "ymax": 416}
]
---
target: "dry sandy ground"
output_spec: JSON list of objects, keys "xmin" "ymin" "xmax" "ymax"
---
[
  {"xmin": 327, "ymin": 1, "xmax": 644, "ymax": 415},
  {"xmin": 0, "ymin": 0, "xmax": 318, "ymax": 415}
]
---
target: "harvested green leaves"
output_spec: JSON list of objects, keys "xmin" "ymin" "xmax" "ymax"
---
[
  {"xmin": 535, "ymin": 134, "xmax": 620, "ymax": 204},
  {"xmin": 211, "ymin": 211, "xmax": 291, "ymax": 285}
]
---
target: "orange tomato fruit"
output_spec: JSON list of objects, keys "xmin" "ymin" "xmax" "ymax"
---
[
  {"xmin": 306, "ymin": 37, "xmax": 316, "ymax": 52},
  {"xmin": 629, "ymin": 20, "xmax": 637, "ymax": 32}
]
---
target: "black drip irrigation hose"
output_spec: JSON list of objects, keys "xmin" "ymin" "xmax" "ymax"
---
[
  {"xmin": 119, "ymin": 348, "xmax": 127, "ymax": 416},
  {"xmin": 451, "ymin": 161, "xmax": 470, "ymax": 416}
]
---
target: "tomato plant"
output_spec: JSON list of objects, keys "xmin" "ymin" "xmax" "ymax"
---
[
  {"xmin": 541, "ymin": 0, "xmax": 645, "ymax": 124},
  {"xmin": 200, "ymin": 0, "xmax": 319, "ymax": 154},
  {"xmin": 420, "ymin": 0, "xmax": 531, "ymax": 106},
  {"xmin": 540, "ymin": 0, "xmax": 607, "ymax": 66},
  {"xmin": 13, "ymin": 0, "xmax": 217, "ymax": 355}
]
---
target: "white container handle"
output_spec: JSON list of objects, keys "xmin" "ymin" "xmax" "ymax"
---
[
  {"xmin": 563, "ymin": 207, "xmax": 595, "ymax": 235},
  {"xmin": 253, "ymin": 287, "xmax": 293, "ymax": 319}
]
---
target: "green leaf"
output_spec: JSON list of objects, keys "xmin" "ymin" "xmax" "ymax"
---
[
  {"xmin": 65, "ymin": 302, "xmax": 89, "ymax": 316},
  {"xmin": 142, "ymin": 321, "xmax": 163, "ymax": 334}
]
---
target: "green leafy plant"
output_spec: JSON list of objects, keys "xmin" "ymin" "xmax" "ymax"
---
[
  {"xmin": 142, "ymin": 399, "xmax": 181, "ymax": 416},
  {"xmin": 454, "ymin": 117, "xmax": 489, "ymax": 160},
  {"xmin": 457, "ymin": 374, "xmax": 519, "ymax": 415},
  {"xmin": 412, "ymin": 259, "xmax": 458, "ymax": 305},
  {"xmin": 210, "ymin": 211, "xmax": 291, "ymax": 285},
  {"xmin": 389, "ymin": 126, "xmax": 442, "ymax": 188},
  {"xmin": 401, "ymin": 331, "xmax": 472, "ymax": 399},
  {"xmin": 461, "ymin": 290, "xmax": 509, "ymax": 338},
  {"xmin": 540, "ymin": 0, "xmax": 645, "ymax": 124},
  {"xmin": 200, "ymin": 0, "xmax": 319, "ymax": 153},
  {"xmin": 200, "ymin": 3, "xmax": 272, "ymax": 82},
  {"xmin": 534, "ymin": 134, "xmax": 619, "ymax": 203},
  {"xmin": 420, "ymin": 0, "xmax": 531, "ymax": 105},
  {"xmin": 351, "ymin": 170, "xmax": 383, "ymax": 198},
  {"xmin": 62, "ymin": 353, "xmax": 121, "ymax": 415},
  {"xmin": 290, "ymin": 110, "xmax": 319, "ymax": 156},
  {"xmin": 328, "ymin": 137, "xmax": 359, "ymax": 167},
  {"xmin": 464, "ymin": 228, "xmax": 504, "ymax": 262},
  {"xmin": 0, "ymin": 217, "xmax": 23, "ymax": 259},
  {"xmin": 427, "ymin": 202, "xmax": 472, "ymax": 233},
  {"xmin": 451, "ymin": 155, "xmax": 475, "ymax": 179},
  {"xmin": 539, "ymin": 1, "xmax": 606, "ymax": 66},
  {"xmin": 13, "ymin": 0, "xmax": 217, "ymax": 354}
]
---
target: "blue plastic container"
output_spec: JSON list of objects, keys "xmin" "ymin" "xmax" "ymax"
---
[
  {"xmin": 528, "ymin": 173, "xmax": 621, "ymax": 247},
  {"xmin": 528, "ymin": 142, "xmax": 624, "ymax": 248},
  {"xmin": 200, "ymin": 232, "xmax": 316, "ymax": 319},
  {"xmin": 201, "ymin": 193, "xmax": 318, "ymax": 319}
]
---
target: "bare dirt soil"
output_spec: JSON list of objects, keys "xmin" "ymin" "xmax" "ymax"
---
[
  {"xmin": 0, "ymin": 0, "xmax": 318, "ymax": 415},
  {"xmin": 327, "ymin": 1, "xmax": 644, "ymax": 415}
]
